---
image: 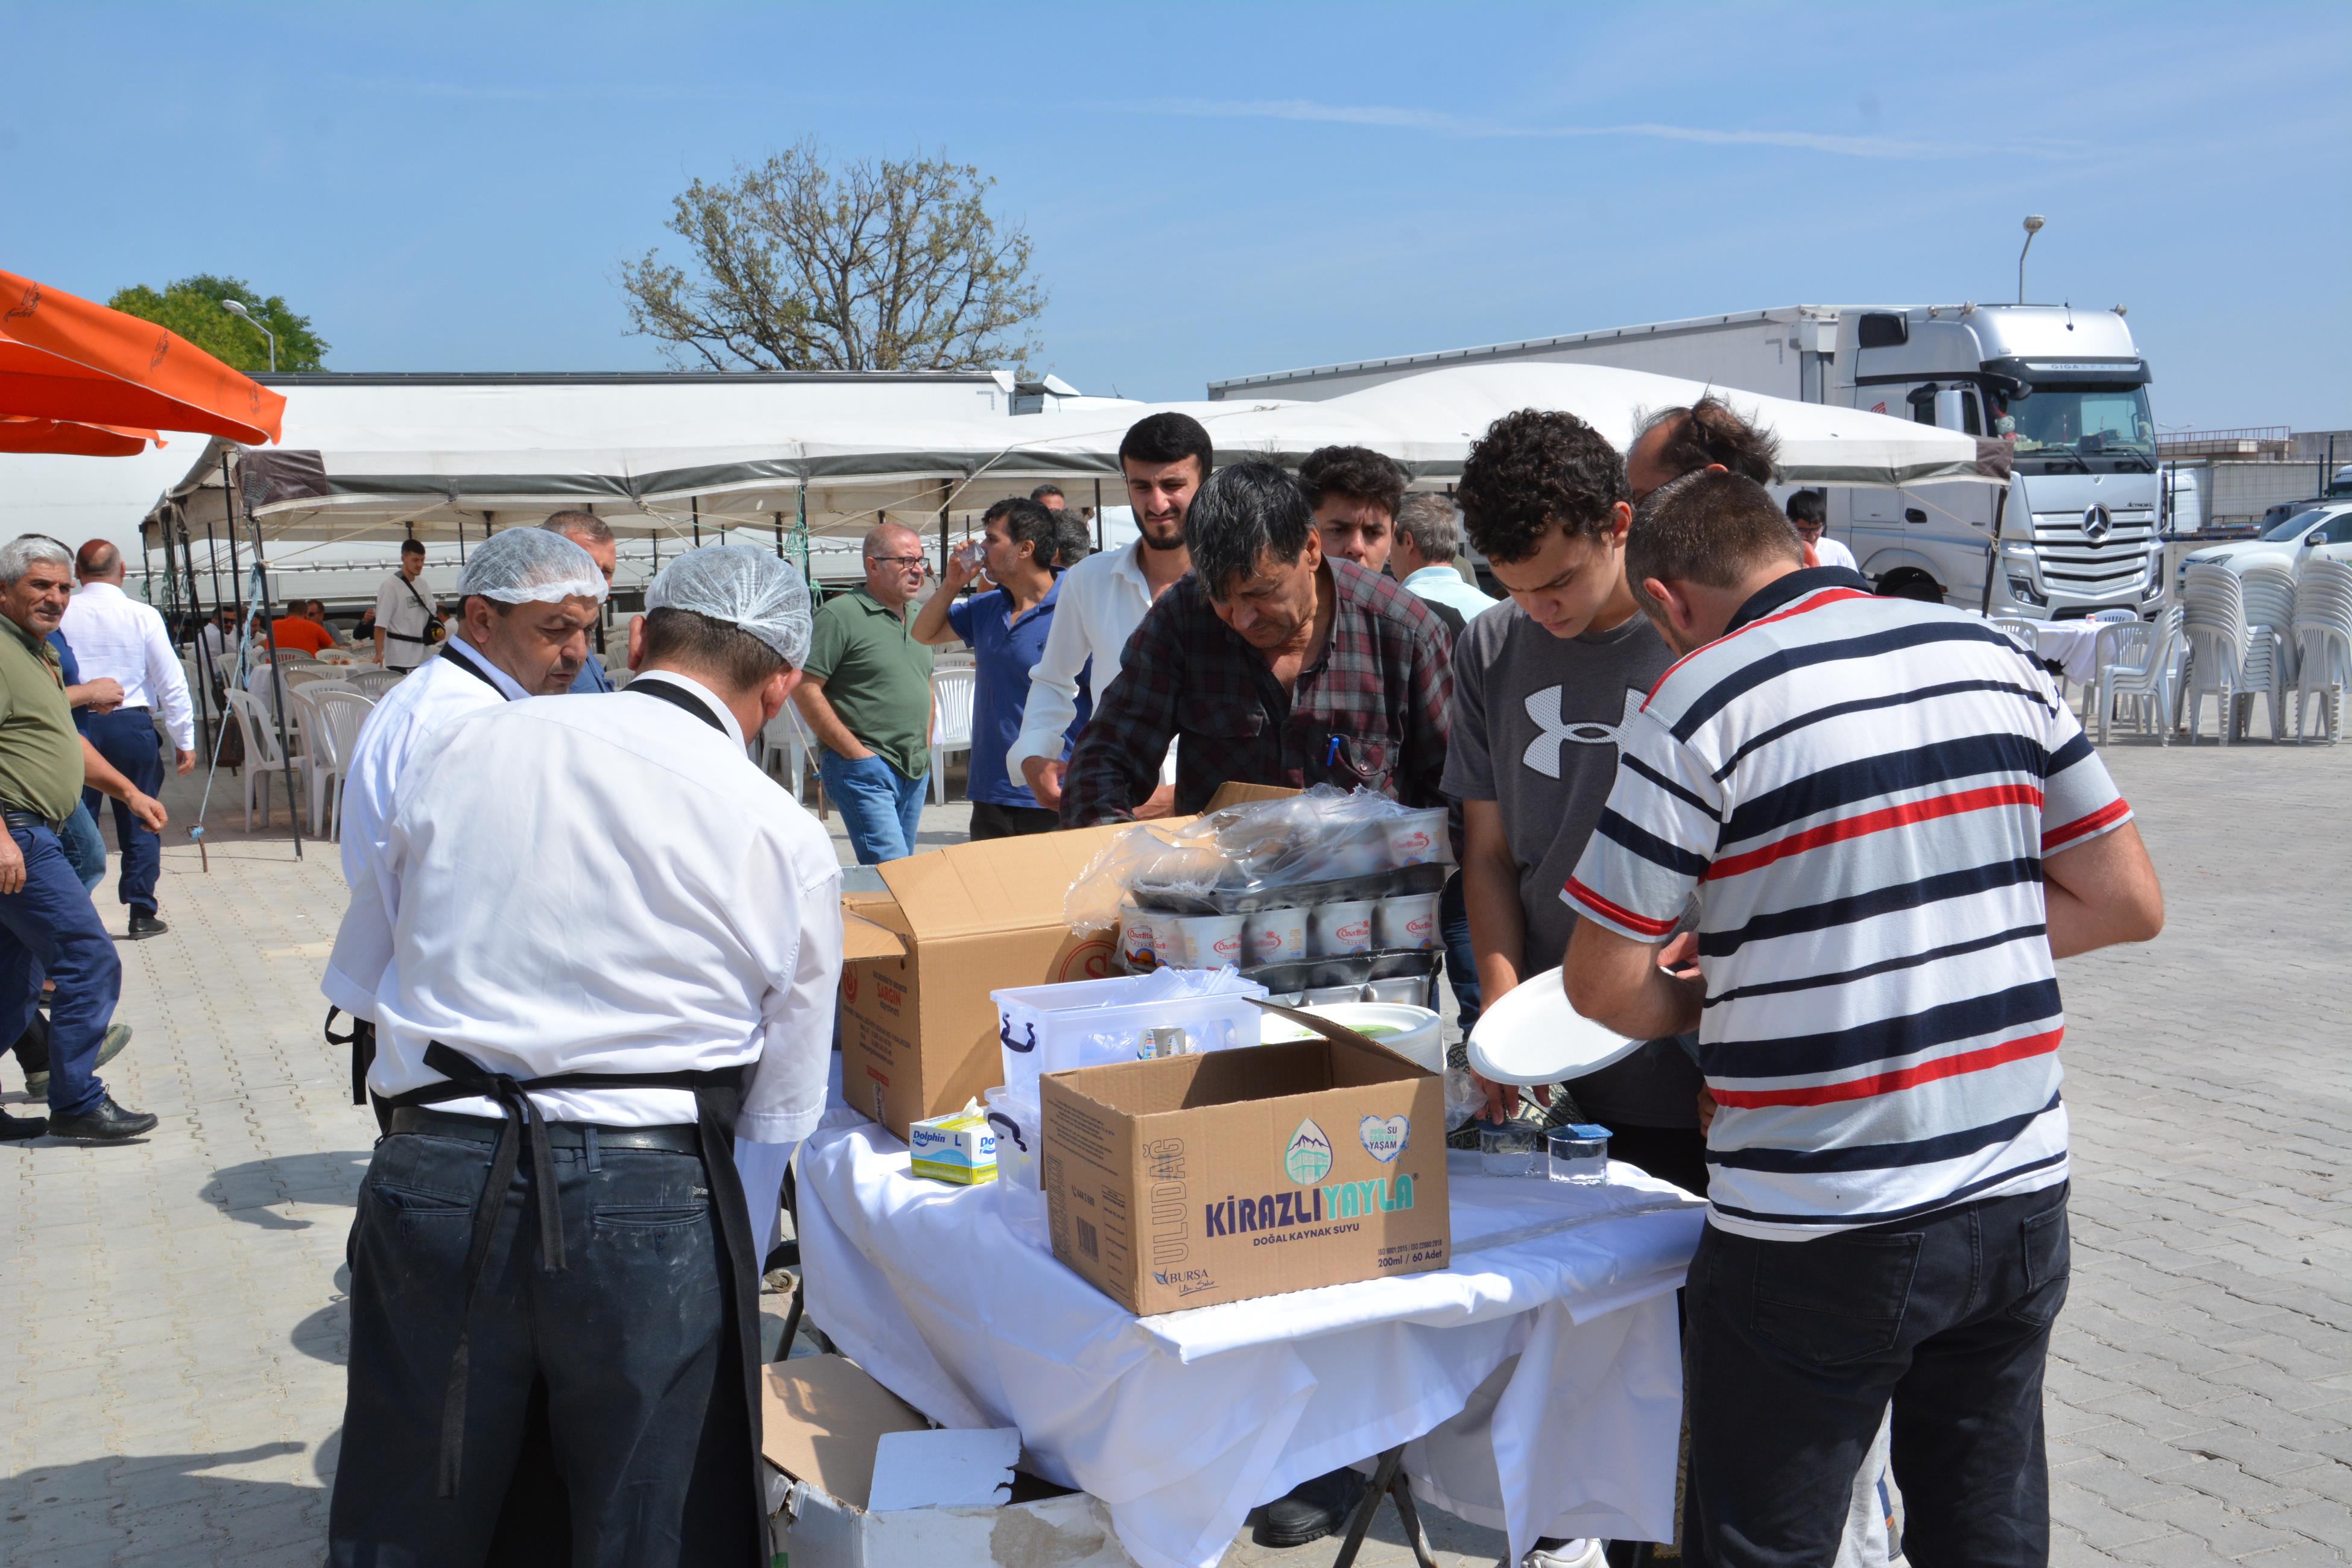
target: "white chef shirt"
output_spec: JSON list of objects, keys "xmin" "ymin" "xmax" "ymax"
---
[
  {"xmin": 1399, "ymin": 563, "xmax": 1503, "ymax": 625},
  {"xmin": 328, "ymin": 637, "xmax": 520, "ymax": 935},
  {"xmin": 1006, "ymin": 540, "xmax": 1177, "ymax": 788},
  {"xmin": 57, "ymin": 581, "xmax": 195, "ymax": 751},
  {"xmin": 374, "ymin": 568, "xmax": 441, "ymax": 669},
  {"xmin": 1813, "ymin": 535, "xmax": 1860, "ymax": 572},
  {"xmin": 324, "ymin": 668, "xmax": 843, "ymax": 1146}
]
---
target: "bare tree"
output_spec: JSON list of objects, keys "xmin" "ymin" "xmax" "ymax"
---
[{"xmin": 619, "ymin": 141, "xmax": 1046, "ymax": 373}]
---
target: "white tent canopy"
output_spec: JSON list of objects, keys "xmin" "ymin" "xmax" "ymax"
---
[{"xmin": 142, "ymin": 362, "xmax": 2003, "ymax": 554}]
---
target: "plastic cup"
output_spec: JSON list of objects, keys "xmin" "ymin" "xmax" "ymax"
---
[
  {"xmin": 1385, "ymin": 807, "xmax": 1450, "ymax": 868},
  {"xmin": 1116, "ymin": 904, "xmax": 1159, "ymax": 972},
  {"xmin": 1308, "ymin": 899, "xmax": 1378, "ymax": 956},
  {"xmin": 1546, "ymin": 1124, "xmax": 1611, "ymax": 1186},
  {"xmin": 1177, "ymin": 913, "xmax": 1248, "ymax": 970},
  {"xmin": 1479, "ymin": 1119, "xmax": 1545, "ymax": 1178},
  {"xmin": 1377, "ymin": 891, "xmax": 1441, "ymax": 951},
  {"xmin": 1244, "ymin": 906, "xmax": 1308, "ymax": 965}
]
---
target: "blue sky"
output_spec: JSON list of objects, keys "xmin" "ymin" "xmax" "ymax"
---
[{"xmin": 10, "ymin": 2, "xmax": 2348, "ymax": 429}]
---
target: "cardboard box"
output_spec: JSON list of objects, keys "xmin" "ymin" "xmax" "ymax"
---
[
  {"xmin": 837, "ymin": 783, "xmax": 1298, "ymax": 1142},
  {"xmin": 1039, "ymin": 1031, "xmax": 1450, "ymax": 1315},
  {"xmin": 762, "ymin": 1355, "xmax": 1131, "ymax": 1568}
]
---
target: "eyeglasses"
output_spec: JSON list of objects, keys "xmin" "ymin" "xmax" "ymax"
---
[{"xmin": 868, "ymin": 555, "xmax": 930, "ymax": 571}]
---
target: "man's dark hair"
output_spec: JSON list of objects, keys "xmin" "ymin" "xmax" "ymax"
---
[
  {"xmin": 1785, "ymin": 488, "xmax": 1827, "ymax": 528},
  {"xmin": 640, "ymin": 606, "xmax": 787, "ymax": 690},
  {"xmin": 1625, "ymin": 472, "xmax": 1804, "ymax": 616},
  {"xmin": 1297, "ymin": 445, "xmax": 1407, "ymax": 520},
  {"xmin": 400, "ymin": 539, "xmax": 426, "ymax": 558},
  {"xmin": 307, "ymin": 599, "xmax": 328, "ymax": 618},
  {"xmin": 1633, "ymin": 395, "xmax": 1780, "ymax": 485},
  {"xmin": 1118, "ymin": 412, "xmax": 1213, "ymax": 478},
  {"xmin": 75, "ymin": 539, "xmax": 119, "ymax": 578},
  {"xmin": 982, "ymin": 496, "xmax": 1060, "ymax": 567},
  {"xmin": 1455, "ymin": 409, "xmax": 1629, "ymax": 564},
  {"xmin": 1052, "ymin": 513, "xmax": 1091, "ymax": 569},
  {"xmin": 1029, "ymin": 482, "xmax": 1065, "ymax": 502},
  {"xmin": 1184, "ymin": 460, "xmax": 1313, "ymax": 598}
]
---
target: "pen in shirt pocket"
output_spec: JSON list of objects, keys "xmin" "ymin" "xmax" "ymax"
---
[{"xmin": 1325, "ymin": 735, "xmax": 1342, "ymax": 768}]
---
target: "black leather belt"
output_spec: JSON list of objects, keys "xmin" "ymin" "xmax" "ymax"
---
[
  {"xmin": 390, "ymin": 1105, "xmax": 701, "ymax": 1155},
  {"xmin": 2, "ymin": 809, "xmax": 64, "ymax": 834}
]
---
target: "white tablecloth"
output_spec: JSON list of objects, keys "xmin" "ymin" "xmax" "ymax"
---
[
  {"xmin": 2031, "ymin": 621, "xmax": 2104, "ymax": 683},
  {"xmin": 796, "ymin": 1113, "xmax": 1702, "ymax": 1568}
]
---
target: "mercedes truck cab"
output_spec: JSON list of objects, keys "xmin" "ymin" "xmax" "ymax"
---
[{"xmin": 1837, "ymin": 303, "xmax": 2163, "ymax": 616}]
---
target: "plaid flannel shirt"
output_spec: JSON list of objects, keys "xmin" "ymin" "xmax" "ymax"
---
[{"xmin": 1060, "ymin": 557, "xmax": 1454, "ymax": 826}]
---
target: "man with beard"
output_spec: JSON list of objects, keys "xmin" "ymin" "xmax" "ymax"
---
[{"xmin": 1008, "ymin": 412, "xmax": 1208, "ymax": 820}]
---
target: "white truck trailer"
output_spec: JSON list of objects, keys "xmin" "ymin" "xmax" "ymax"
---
[{"xmin": 1210, "ymin": 304, "xmax": 2167, "ymax": 618}]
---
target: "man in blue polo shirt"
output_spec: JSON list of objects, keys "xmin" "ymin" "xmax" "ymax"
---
[{"xmin": 912, "ymin": 497, "xmax": 1087, "ymax": 839}]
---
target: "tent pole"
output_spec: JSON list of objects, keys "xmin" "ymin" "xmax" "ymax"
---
[
  {"xmin": 457, "ymin": 514, "xmax": 466, "ymax": 566},
  {"xmin": 220, "ymin": 457, "xmax": 248, "ymax": 640},
  {"xmin": 692, "ymin": 496, "xmax": 701, "ymax": 548},
  {"xmin": 938, "ymin": 484, "xmax": 949, "ymax": 578},
  {"xmin": 226, "ymin": 454, "xmax": 303, "ymax": 858},
  {"xmin": 176, "ymin": 516, "xmax": 220, "ymax": 763},
  {"xmin": 1093, "ymin": 479, "xmax": 1104, "ymax": 552},
  {"xmin": 795, "ymin": 481, "xmax": 811, "ymax": 595},
  {"xmin": 1977, "ymin": 488, "xmax": 2009, "ymax": 616},
  {"xmin": 773, "ymin": 511, "xmax": 784, "ymax": 561}
]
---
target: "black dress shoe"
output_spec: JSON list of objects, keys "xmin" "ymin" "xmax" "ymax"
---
[
  {"xmin": 127, "ymin": 910, "xmax": 169, "ymax": 940},
  {"xmin": 0, "ymin": 1110, "xmax": 47, "ymax": 1141},
  {"xmin": 1252, "ymin": 1466, "xmax": 1368, "ymax": 1548},
  {"xmin": 45, "ymin": 1095, "xmax": 159, "ymax": 1142}
]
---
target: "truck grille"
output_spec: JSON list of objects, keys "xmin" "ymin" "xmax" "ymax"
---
[{"xmin": 2031, "ymin": 510, "xmax": 2157, "ymax": 596}]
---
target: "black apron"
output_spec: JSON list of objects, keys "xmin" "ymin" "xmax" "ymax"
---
[{"xmin": 368, "ymin": 678, "xmax": 770, "ymax": 1560}]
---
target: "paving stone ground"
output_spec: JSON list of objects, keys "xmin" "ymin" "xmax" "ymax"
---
[{"xmin": 2, "ymin": 724, "xmax": 2346, "ymax": 1566}]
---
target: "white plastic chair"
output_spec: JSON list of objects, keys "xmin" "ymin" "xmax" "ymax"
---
[
  {"xmin": 2086, "ymin": 608, "xmax": 2140, "ymax": 624},
  {"xmin": 2179, "ymin": 563, "xmax": 2275, "ymax": 745},
  {"xmin": 2292, "ymin": 554, "xmax": 2352, "ymax": 742},
  {"xmin": 2234, "ymin": 559, "xmax": 2297, "ymax": 741},
  {"xmin": 928, "ymin": 666, "xmax": 976, "ymax": 805},
  {"xmin": 348, "ymin": 669, "xmax": 403, "ymax": 698},
  {"xmin": 759, "ymin": 701, "xmax": 821, "ymax": 811},
  {"xmin": 298, "ymin": 691, "xmax": 376, "ymax": 838},
  {"xmin": 224, "ymin": 688, "xmax": 304, "ymax": 830},
  {"xmin": 2088, "ymin": 618, "xmax": 2176, "ymax": 745},
  {"xmin": 1989, "ymin": 616, "xmax": 2044, "ymax": 655}
]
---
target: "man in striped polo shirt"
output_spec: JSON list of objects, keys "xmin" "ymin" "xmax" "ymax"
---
[{"xmin": 1564, "ymin": 472, "xmax": 2164, "ymax": 1567}]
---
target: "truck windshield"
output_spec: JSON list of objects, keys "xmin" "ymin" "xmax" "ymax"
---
[{"xmin": 1996, "ymin": 384, "xmax": 2155, "ymax": 467}]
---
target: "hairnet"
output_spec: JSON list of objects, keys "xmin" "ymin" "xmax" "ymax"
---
[
  {"xmin": 455, "ymin": 527, "xmax": 608, "ymax": 604},
  {"xmin": 646, "ymin": 545, "xmax": 813, "ymax": 666}
]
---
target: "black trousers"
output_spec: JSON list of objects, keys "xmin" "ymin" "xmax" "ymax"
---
[
  {"xmin": 1683, "ymin": 1182, "xmax": 2070, "ymax": 1568},
  {"xmin": 968, "ymin": 799, "xmax": 1061, "ymax": 839},
  {"xmin": 329, "ymin": 1127, "xmax": 757, "ymax": 1567}
]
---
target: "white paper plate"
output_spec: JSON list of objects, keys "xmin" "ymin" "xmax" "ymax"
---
[{"xmin": 1464, "ymin": 966, "xmax": 1645, "ymax": 1086}]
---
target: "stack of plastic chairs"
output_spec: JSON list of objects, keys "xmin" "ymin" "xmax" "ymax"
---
[
  {"xmin": 2236, "ymin": 558, "xmax": 2298, "ymax": 741},
  {"xmin": 2292, "ymin": 546, "xmax": 2352, "ymax": 743},
  {"xmin": 1988, "ymin": 616, "xmax": 2043, "ymax": 656},
  {"xmin": 2180, "ymin": 563, "xmax": 2257, "ymax": 746}
]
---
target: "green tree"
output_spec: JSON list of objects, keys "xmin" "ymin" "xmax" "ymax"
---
[
  {"xmin": 107, "ymin": 274, "xmax": 328, "ymax": 373},
  {"xmin": 619, "ymin": 141, "xmax": 1046, "ymax": 372}
]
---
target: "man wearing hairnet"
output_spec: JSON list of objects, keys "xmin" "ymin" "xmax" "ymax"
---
[
  {"xmin": 325, "ymin": 546, "xmax": 841, "ymax": 1566},
  {"xmin": 322, "ymin": 527, "xmax": 609, "ymax": 1110}
]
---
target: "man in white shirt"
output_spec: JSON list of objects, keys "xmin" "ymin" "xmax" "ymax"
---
[
  {"xmin": 1787, "ymin": 488, "xmax": 1860, "ymax": 571},
  {"xmin": 1391, "ymin": 493, "xmax": 1500, "ymax": 631},
  {"xmin": 1007, "ymin": 412, "xmax": 1209, "ymax": 817},
  {"xmin": 59, "ymin": 541, "xmax": 194, "ymax": 939},
  {"xmin": 324, "ymin": 529, "xmax": 606, "ymax": 1104},
  {"xmin": 324, "ymin": 546, "xmax": 839, "ymax": 1567},
  {"xmin": 372, "ymin": 539, "xmax": 443, "ymax": 671}
]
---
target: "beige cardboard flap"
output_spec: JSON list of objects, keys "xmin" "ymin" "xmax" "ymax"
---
[
  {"xmin": 1204, "ymin": 782, "xmax": 1301, "ymax": 808},
  {"xmin": 760, "ymin": 1355, "xmax": 932, "ymax": 1511},
  {"xmin": 841, "ymin": 911, "xmax": 909, "ymax": 963},
  {"xmin": 876, "ymin": 820, "xmax": 1142, "ymax": 941}
]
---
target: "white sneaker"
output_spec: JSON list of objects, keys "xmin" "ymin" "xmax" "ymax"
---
[{"xmin": 1523, "ymin": 1540, "xmax": 1604, "ymax": 1568}]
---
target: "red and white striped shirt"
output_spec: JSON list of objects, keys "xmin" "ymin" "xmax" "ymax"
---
[{"xmin": 1567, "ymin": 570, "xmax": 2130, "ymax": 1239}]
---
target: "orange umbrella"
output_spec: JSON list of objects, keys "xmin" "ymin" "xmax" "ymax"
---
[
  {"xmin": 1, "ymin": 268, "xmax": 284, "ymax": 444},
  {"xmin": 0, "ymin": 416, "xmax": 165, "ymax": 457}
]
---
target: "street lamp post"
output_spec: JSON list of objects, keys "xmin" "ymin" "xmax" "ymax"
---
[
  {"xmin": 2017, "ymin": 215, "xmax": 2046, "ymax": 306},
  {"xmin": 221, "ymin": 299, "xmax": 276, "ymax": 373}
]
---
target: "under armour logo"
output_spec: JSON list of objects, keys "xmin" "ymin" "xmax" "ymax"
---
[{"xmin": 1522, "ymin": 685, "xmax": 1646, "ymax": 780}]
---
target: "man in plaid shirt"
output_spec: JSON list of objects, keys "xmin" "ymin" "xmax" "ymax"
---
[{"xmin": 1062, "ymin": 460, "xmax": 1452, "ymax": 827}]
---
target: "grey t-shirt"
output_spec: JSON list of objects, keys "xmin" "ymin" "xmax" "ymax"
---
[{"xmin": 1441, "ymin": 601, "xmax": 1701, "ymax": 1128}]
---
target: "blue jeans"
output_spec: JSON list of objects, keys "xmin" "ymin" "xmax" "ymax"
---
[
  {"xmin": 1683, "ymin": 1183, "xmax": 2069, "ymax": 1567},
  {"xmin": 0, "ymin": 820, "xmax": 122, "ymax": 1115},
  {"xmin": 1437, "ymin": 870, "xmax": 1482, "ymax": 1038},
  {"xmin": 57, "ymin": 804, "xmax": 107, "ymax": 893},
  {"xmin": 81, "ymin": 706, "xmax": 164, "ymax": 912},
  {"xmin": 818, "ymin": 750, "xmax": 929, "ymax": 865}
]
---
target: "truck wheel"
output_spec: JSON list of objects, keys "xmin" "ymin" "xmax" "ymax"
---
[{"xmin": 1873, "ymin": 570, "xmax": 1946, "ymax": 604}]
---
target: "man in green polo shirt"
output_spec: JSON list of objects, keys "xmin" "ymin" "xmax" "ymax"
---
[
  {"xmin": 0, "ymin": 536, "xmax": 163, "ymax": 1143},
  {"xmin": 794, "ymin": 523, "xmax": 937, "ymax": 863}
]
